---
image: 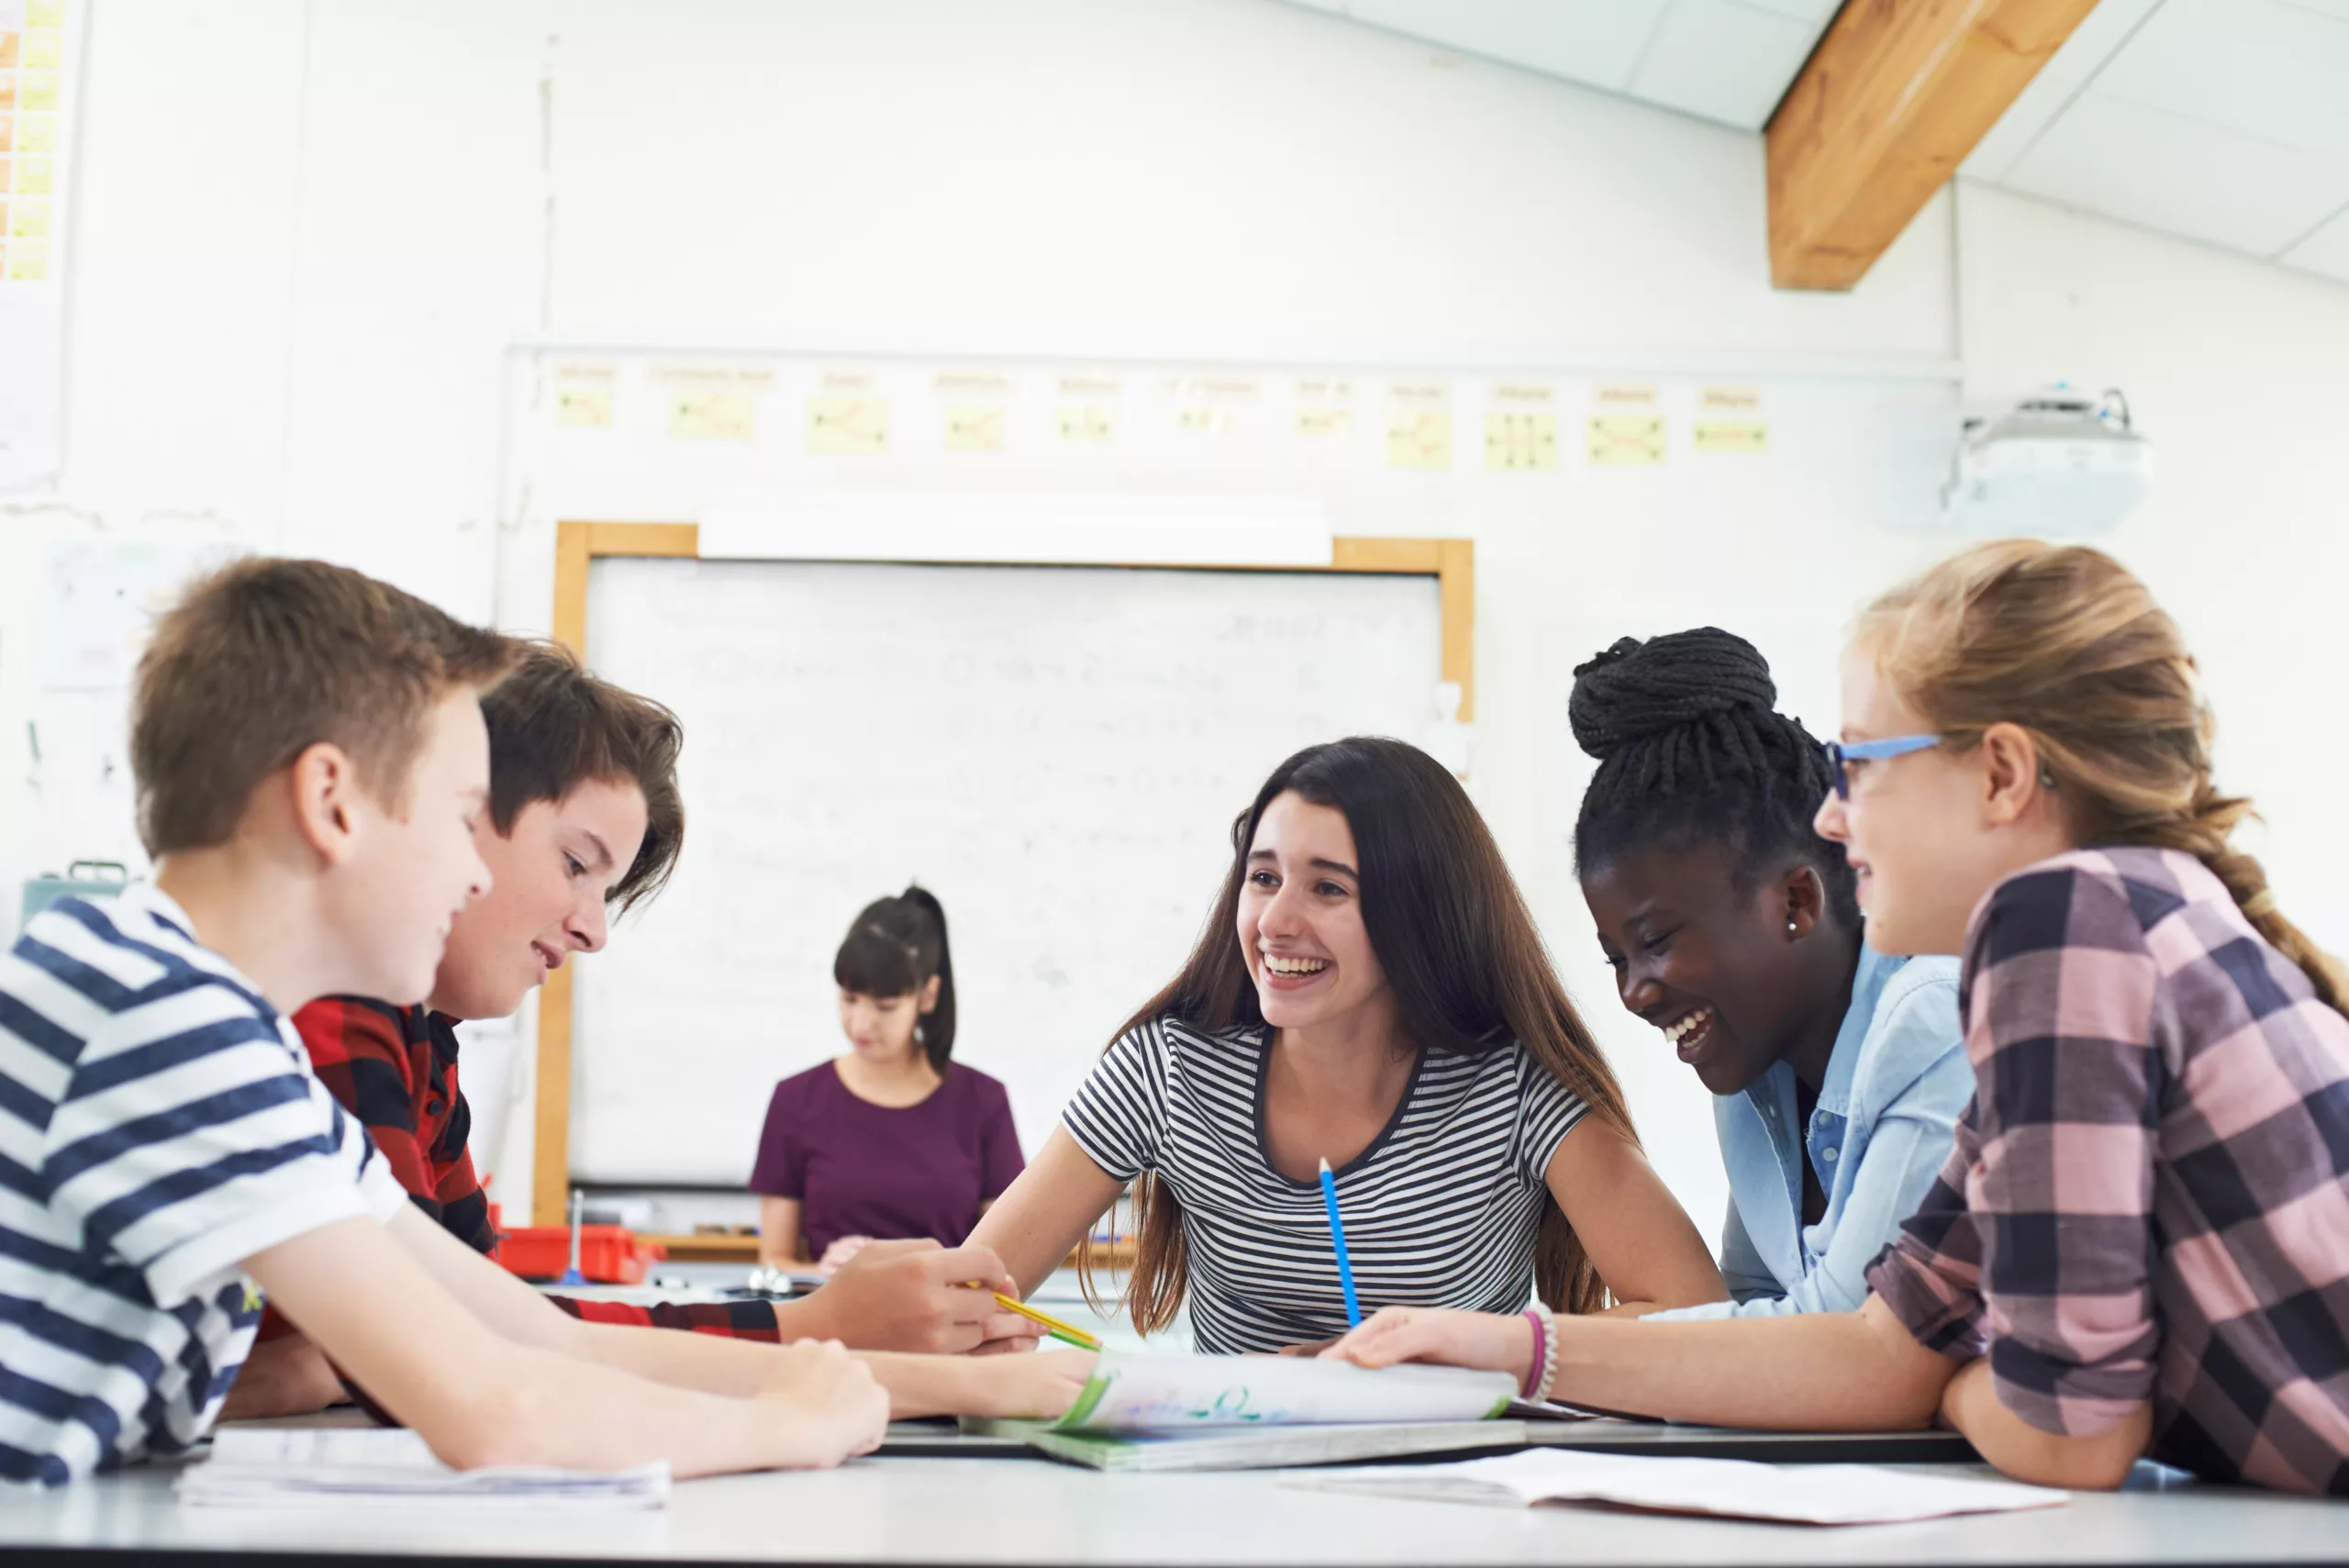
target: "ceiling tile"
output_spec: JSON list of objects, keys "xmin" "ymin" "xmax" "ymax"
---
[
  {"xmin": 2003, "ymin": 90, "xmax": 2349, "ymax": 255},
  {"xmin": 1341, "ymin": 0, "xmax": 1669, "ymax": 93},
  {"xmin": 1962, "ymin": 0, "xmax": 2170, "ymax": 181},
  {"xmin": 1629, "ymin": 0, "xmax": 1821, "ymax": 130},
  {"xmin": 2278, "ymin": 199, "xmax": 2349, "ymax": 281},
  {"xmin": 1735, "ymin": 0, "xmax": 1842, "ymax": 22},
  {"xmin": 2093, "ymin": 0, "xmax": 2349, "ymax": 159}
]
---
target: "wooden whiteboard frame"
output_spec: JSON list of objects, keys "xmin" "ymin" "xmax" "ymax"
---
[{"xmin": 532, "ymin": 518, "xmax": 1475, "ymax": 1228}]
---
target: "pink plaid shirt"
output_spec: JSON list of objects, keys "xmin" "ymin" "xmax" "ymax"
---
[{"xmin": 1868, "ymin": 848, "xmax": 2349, "ymax": 1496}]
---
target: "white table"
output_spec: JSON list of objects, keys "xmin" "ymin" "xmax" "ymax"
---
[{"xmin": 3, "ymin": 1450, "xmax": 2343, "ymax": 1566}]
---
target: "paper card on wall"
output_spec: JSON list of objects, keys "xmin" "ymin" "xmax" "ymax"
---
[
  {"xmin": 1056, "ymin": 403, "xmax": 1117, "ymax": 445},
  {"xmin": 17, "ymin": 112, "xmax": 50, "ymax": 151},
  {"xmin": 807, "ymin": 396, "xmax": 888, "ymax": 454},
  {"xmin": 671, "ymin": 391, "xmax": 753, "ymax": 440},
  {"xmin": 21, "ymin": 30, "xmax": 56, "ymax": 68},
  {"xmin": 0, "ymin": 116, "xmax": 12, "ymax": 152},
  {"xmin": 1587, "ymin": 414, "xmax": 1665, "ymax": 466},
  {"xmin": 12, "ymin": 152, "xmax": 47, "ymax": 193},
  {"xmin": 1296, "ymin": 376, "xmax": 1355, "ymax": 439},
  {"xmin": 20, "ymin": 70, "xmax": 55, "ymax": 111},
  {"xmin": 0, "ymin": 37, "xmax": 15, "ymax": 71},
  {"xmin": 934, "ymin": 369, "xmax": 1012, "ymax": 399},
  {"xmin": 1058, "ymin": 373, "xmax": 1120, "ymax": 399},
  {"xmin": 0, "ymin": 78, "xmax": 13, "ymax": 114},
  {"xmin": 6, "ymin": 240, "xmax": 39, "ymax": 281},
  {"xmin": 1167, "ymin": 374, "xmax": 1257, "ymax": 434},
  {"xmin": 1386, "ymin": 410, "xmax": 1451, "ymax": 470},
  {"xmin": 1592, "ymin": 384, "xmax": 1657, "ymax": 410},
  {"xmin": 29, "ymin": 0, "xmax": 63, "ymax": 28},
  {"xmin": 551, "ymin": 361, "xmax": 617, "ymax": 429},
  {"xmin": 1489, "ymin": 383, "xmax": 1554, "ymax": 407},
  {"xmin": 1485, "ymin": 411, "xmax": 1557, "ymax": 472},
  {"xmin": 8, "ymin": 196, "xmax": 42, "ymax": 237},
  {"xmin": 1693, "ymin": 421, "xmax": 1767, "ymax": 454},
  {"xmin": 944, "ymin": 403, "xmax": 1006, "ymax": 452},
  {"xmin": 1700, "ymin": 385, "xmax": 1762, "ymax": 413}
]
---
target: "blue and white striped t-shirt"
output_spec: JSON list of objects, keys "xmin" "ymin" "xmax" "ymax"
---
[{"xmin": 0, "ymin": 885, "xmax": 405, "ymax": 1485}]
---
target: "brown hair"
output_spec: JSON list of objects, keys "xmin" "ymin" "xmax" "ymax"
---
[
  {"xmin": 132, "ymin": 557, "xmax": 515, "ymax": 857},
  {"xmin": 1856, "ymin": 539, "xmax": 2349, "ymax": 1013},
  {"xmin": 482, "ymin": 640, "xmax": 686, "ymax": 915},
  {"xmin": 1079, "ymin": 736, "xmax": 1638, "ymax": 1334}
]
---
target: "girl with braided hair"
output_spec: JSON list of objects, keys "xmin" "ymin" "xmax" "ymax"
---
[
  {"xmin": 1566, "ymin": 627, "xmax": 1967, "ymax": 1321},
  {"xmin": 1322, "ymin": 543, "xmax": 2349, "ymax": 1497}
]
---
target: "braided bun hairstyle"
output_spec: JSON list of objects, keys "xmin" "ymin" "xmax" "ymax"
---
[
  {"xmin": 1856, "ymin": 540, "xmax": 2349, "ymax": 1015},
  {"xmin": 1570, "ymin": 628, "xmax": 1854, "ymax": 926}
]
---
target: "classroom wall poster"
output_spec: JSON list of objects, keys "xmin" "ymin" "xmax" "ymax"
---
[{"xmin": 0, "ymin": 0, "xmax": 83, "ymax": 492}]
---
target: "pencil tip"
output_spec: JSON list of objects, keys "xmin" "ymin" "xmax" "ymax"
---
[{"xmin": 1319, "ymin": 1155, "xmax": 1332, "ymax": 1173}]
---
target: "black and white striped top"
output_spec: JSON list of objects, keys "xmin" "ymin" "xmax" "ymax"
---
[{"xmin": 1063, "ymin": 1018, "xmax": 1587, "ymax": 1353}]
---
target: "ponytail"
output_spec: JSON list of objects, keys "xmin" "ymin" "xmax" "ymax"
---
[
  {"xmin": 896, "ymin": 884, "xmax": 957, "ymax": 1072},
  {"xmin": 1857, "ymin": 540, "xmax": 2349, "ymax": 1017},
  {"xmin": 831, "ymin": 884, "xmax": 958, "ymax": 1071}
]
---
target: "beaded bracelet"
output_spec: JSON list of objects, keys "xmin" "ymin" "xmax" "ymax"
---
[{"xmin": 1519, "ymin": 1307, "xmax": 1556, "ymax": 1400}]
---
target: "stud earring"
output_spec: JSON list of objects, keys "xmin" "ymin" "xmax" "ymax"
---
[{"xmin": 1787, "ymin": 919, "xmax": 1799, "ymax": 933}]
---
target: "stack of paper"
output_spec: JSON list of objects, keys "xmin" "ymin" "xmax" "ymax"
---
[
  {"xmin": 179, "ymin": 1427, "xmax": 669, "ymax": 1510},
  {"xmin": 1285, "ymin": 1448, "xmax": 2070, "ymax": 1525}
]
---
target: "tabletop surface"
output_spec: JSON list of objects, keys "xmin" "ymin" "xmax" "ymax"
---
[{"xmin": 3, "ymin": 1448, "xmax": 2343, "ymax": 1567}]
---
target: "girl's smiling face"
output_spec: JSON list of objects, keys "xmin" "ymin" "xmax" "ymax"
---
[
  {"xmin": 1813, "ymin": 653, "xmax": 2051, "ymax": 957},
  {"xmin": 1236, "ymin": 791, "xmax": 1393, "ymax": 1035},
  {"xmin": 1583, "ymin": 842, "xmax": 1837, "ymax": 1097}
]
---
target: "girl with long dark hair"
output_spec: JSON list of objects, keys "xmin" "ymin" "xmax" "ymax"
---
[
  {"xmin": 753, "ymin": 886, "xmax": 1025, "ymax": 1273},
  {"xmin": 970, "ymin": 738, "xmax": 1723, "ymax": 1352}
]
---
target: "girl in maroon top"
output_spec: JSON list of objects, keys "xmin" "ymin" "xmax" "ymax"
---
[{"xmin": 753, "ymin": 888, "xmax": 1025, "ymax": 1272}]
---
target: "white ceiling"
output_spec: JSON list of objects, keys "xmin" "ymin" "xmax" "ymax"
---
[
  {"xmin": 1282, "ymin": 0, "xmax": 2349, "ymax": 287},
  {"xmin": 1277, "ymin": 0, "xmax": 1842, "ymax": 133}
]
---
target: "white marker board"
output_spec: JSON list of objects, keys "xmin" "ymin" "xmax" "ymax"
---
[{"xmin": 572, "ymin": 556, "xmax": 1445, "ymax": 1185}]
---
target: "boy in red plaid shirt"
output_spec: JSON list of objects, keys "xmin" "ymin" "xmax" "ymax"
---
[{"xmin": 228, "ymin": 643, "xmax": 1052, "ymax": 1421}]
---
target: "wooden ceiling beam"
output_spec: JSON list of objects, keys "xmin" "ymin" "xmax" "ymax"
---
[{"xmin": 1765, "ymin": 0, "xmax": 2100, "ymax": 291}]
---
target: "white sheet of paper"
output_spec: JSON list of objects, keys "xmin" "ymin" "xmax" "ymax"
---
[
  {"xmin": 1057, "ymin": 1350, "xmax": 1517, "ymax": 1431},
  {"xmin": 1286, "ymin": 1448, "xmax": 2070, "ymax": 1525},
  {"xmin": 179, "ymin": 1427, "xmax": 669, "ymax": 1509}
]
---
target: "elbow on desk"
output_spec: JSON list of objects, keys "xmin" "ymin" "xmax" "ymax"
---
[{"xmin": 411, "ymin": 1376, "xmax": 567, "ymax": 1473}]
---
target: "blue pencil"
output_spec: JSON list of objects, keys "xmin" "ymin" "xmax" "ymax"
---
[{"xmin": 1318, "ymin": 1156, "xmax": 1363, "ymax": 1328}]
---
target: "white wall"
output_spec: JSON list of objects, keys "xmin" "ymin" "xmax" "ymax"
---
[
  {"xmin": 1952, "ymin": 181, "xmax": 2349, "ymax": 960},
  {"xmin": 11, "ymin": 0, "xmax": 2339, "ymax": 1251}
]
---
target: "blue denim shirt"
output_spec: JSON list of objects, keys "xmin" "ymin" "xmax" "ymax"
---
[{"xmin": 1647, "ymin": 945, "xmax": 1968, "ymax": 1319}]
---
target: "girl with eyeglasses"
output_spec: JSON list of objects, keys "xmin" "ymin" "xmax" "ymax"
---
[
  {"xmin": 1320, "ymin": 542, "xmax": 2349, "ymax": 1497},
  {"xmin": 1570, "ymin": 628, "xmax": 1969, "ymax": 1321}
]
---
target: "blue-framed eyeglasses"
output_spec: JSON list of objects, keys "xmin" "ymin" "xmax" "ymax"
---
[{"xmin": 1820, "ymin": 734, "xmax": 1941, "ymax": 800}]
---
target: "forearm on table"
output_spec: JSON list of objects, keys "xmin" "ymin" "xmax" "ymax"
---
[
  {"xmin": 420, "ymin": 1339, "xmax": 807, "ymax": 1476},
  {"xmin": 1551, "ymin": 1296, "xmax": 1957, "ymax": 1430},
  {"xmin": 856, "ymin": 1351, "xmax": 973, "ymax": 1418},
  {"xmin": 1940, "ymin": 1360, "xmax": 2150, "ymax": 1490},
  {"xmin": 569, "ymin": 1316, "xmax": 794, "ymax": 1397}
]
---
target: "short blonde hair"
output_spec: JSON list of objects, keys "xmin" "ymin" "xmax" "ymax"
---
[
  {"xmin": 132, "ymin": 557, "xmax": 517, "ymax": 856},
  {"xmin": 1856, "ymin": 539, "xmax": 2347, "ymax": 1013}
]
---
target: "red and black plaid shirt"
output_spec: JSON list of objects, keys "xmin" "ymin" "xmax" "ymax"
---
[{"xmin": 283, "ymin": 996, "xmax": 778, "ymax": 1342}]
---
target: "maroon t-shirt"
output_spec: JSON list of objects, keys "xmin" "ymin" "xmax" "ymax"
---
[{"xmin": 748, "ymin": 1061, "xmax": 1025, "ymax": 1256}]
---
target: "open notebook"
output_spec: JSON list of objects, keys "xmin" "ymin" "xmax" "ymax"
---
[
  {"xmin": 966, "ymin": 1350, "xmax": 1524, "ymax": 1472},
  {"xmin": 1286, "ymin": 1448, "xmax": 2070, "ymax": 1525},
  {"xmin": 179, "ymin": 1427, "xmax": 670, "ymax": 1509}
]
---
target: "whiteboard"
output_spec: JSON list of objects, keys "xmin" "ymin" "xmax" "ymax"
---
[{"xmin": 572, "ymin": 557, "xmax": 1444, "ymax": 1184}]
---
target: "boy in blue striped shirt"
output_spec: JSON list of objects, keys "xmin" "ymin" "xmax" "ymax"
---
[{"xmin": 0, "ymin": 559, "xmax": 888, "ymax": 1485}]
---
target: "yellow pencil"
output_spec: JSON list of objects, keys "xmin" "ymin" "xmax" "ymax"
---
[{"xmin": 991, "ymin": 1292, "xmax": 1103, "ymax": 1351}]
